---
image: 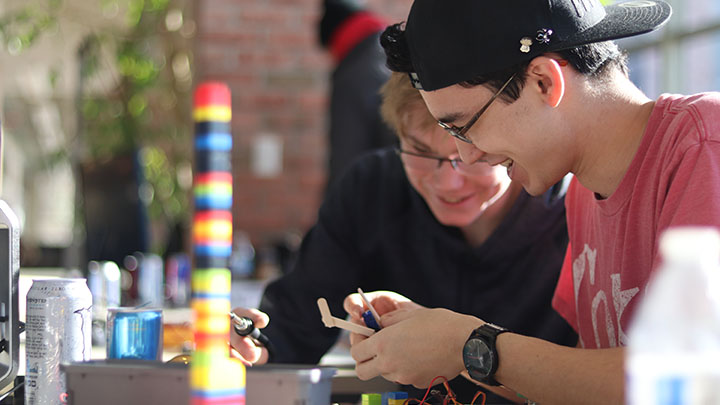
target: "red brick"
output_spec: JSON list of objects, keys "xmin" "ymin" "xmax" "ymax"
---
[{"xmin": 195, "ymin": 0, "xmax": 409, "ymax": 246}]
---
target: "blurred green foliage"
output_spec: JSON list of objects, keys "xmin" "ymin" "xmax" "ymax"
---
[
  {"xmin": 2, "ymin": 0, "xmax": 193, "ymax": 254},
  {"xmin": 0, "ymin": 0, "xmax": 61, "ymax": 54},
  {"xmin": 79, "ymin": 0, "xmax": 193, "ymax": 254}
]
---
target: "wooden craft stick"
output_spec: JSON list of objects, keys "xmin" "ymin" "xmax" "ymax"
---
[
  {"xmin": 357, "ymin": 288, "xmax": 383, "ymax": 328},
  {"xmin": 316, "ymin": 298, "xmax": 374, "ymax": 336}
]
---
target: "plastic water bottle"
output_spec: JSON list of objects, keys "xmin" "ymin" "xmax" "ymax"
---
[{"xmin": 626, "ymin": 227, "xmax": 720, "ymax": 404}]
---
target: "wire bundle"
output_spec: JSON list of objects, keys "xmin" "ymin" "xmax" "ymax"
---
[{"xmin": 402, "ymin": 376, "xmax": 487, "ymax": 405}]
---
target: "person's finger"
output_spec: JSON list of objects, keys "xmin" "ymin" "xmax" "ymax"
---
[
  {"xmin": 229, "ymin": 345, "xmax": 252, "ymax": 367},
  {"xmin": 244, "ymin": 308, "xmax": 270, "ymax": 328},
  {"xmin": 239, "ymin": 341, "xmax": 263, "ymax": 363},
  {"xmin": 395, "ymin": 300, "xmax": 423, "ymax": 311},
  {"xmin": 241, "ymin": 345, "xmax": 263, "ymax": 363},
  {"xmin": 350, "ymin": 335, "xmax": 378, "ymax": 364},
  {"xmin": 362, "ymin": 290, "xmax": 414, "ymax": 315},
  {"xmin": 343, "ymin": 293, "xmax": 366, "ymax": 319},
  {"xmin": 378, "ymin": 307, "xmax": 417, "ymax": 326},
  {"xmin": 229, "ymin": 333, "xmax": 264, "ymax": 362},
  {"xmin": 229, "ymin": 333, "xmax": 250, "ymax": 351},
  {"xmin": 348, "ymin": 330, "xmax": 370, "ymax": 346},
  {"xmin": 230, "ymin": 307, "xmax": 270, "ymax": 329},
  {"xmin": 353, "ymin": 354, "xmax": 381, "ymax": 381},
  {"xmin": 370, "ymin": 295, "xmax": 400, "ymax": 315},
  {"xmin": 230, "ymin": 307, "xmax": 254, "ymax": 318}
]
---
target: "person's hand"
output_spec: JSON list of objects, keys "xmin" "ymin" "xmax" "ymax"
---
[
  {"xmin": 343, "ymin": 290, "xmax": 423, "ymax": 324},
  {"xmin": 343, "ymin": 290, "xmax": 425, "ymax": 347},
  {"xmin": 229, "ymin": 307, "xmax": 270, "ymax": 366},
  {"xmin": 349, "ymin": 307, "xmax": 484, "ymax": 388}
]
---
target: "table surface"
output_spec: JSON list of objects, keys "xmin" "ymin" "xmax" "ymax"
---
[{"xmin": 8, "ymin": 270, "xmax": 400, "ymax": 404}]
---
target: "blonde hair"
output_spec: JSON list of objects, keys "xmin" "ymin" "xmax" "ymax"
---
[{"xmin": 380, "ymin": 72, "xmax": 436, "ymax": 140}]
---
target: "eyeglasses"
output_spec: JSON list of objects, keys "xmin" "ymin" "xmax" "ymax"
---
[
  {"xmin": 396, "ymin": 148, "xmax": 489, "ymax": 176},
  {"xmin": 437, "ymin": 72, "xmax": 517, "ymax": 144}
]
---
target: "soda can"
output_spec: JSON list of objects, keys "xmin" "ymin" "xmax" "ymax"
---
[
  {"xmin": 25, "ymin": 278, "xmax": 92, "ymax": 405},
  {"xmin": 106, "ymin": 308, "xmax": 163, "ymax": 360}
]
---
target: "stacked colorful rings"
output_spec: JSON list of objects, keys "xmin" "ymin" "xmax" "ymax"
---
[{"xmin": 191, "ymin": 82, "xmax": 246, "ymax": 405}]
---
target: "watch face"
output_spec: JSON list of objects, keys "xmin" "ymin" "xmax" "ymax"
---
[{"xmin": 463, "ymin": 338, "xmax": 494, "ymax": 379}]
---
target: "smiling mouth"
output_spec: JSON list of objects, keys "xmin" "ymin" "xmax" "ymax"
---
[{"xmin": 440, "ymin": 195, "xmax": 472, "ymax": 204}]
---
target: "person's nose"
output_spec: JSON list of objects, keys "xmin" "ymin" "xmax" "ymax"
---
[
  {"xmin": 454, "ymin": 138, "xmax": 486, "ymax": 163},
  {"xmin": 433, "ymin": 159, "xmax": 465, "ymax": 189}
]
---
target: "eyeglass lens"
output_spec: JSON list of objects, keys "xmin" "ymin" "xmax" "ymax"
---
[{"xmin": 399, "ymin": 150, "xmax": 488, "ymax": 175}]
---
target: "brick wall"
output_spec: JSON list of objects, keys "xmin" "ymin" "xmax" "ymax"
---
[{"xmin": 193, "ymin": 0, "xmax": 413, "ymax": 249}]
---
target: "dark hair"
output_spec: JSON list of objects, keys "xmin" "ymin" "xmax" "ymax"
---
[
  {"xmin": 380, "ymin": 23, "xmax": 414, "ymax": 73},
  {"xmin": 380, "ymin": 23, "xmax": 629, "ymax": 102}
]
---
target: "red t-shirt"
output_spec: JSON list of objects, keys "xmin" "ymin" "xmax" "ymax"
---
[{"xmin": 553, "ymin": 93, "xmax": 720, "ymax": 349}]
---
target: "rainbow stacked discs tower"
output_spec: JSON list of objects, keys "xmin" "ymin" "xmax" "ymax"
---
[{"xmin": 191, "ymin": 82, "xmax": 245, "ymax": 405}]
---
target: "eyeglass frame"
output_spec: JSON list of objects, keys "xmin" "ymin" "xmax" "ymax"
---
[
  {"xmin": 437, "ymin": 72, "xmax": 518, "ymax": 144},
  {"xmin": 395, "ymin": 148, "xmax": 475, "ymax": 173}
]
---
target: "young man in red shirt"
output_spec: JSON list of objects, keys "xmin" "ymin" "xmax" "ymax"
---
[{"xmin": 344, "ymin": 0, "xmax": 720, "ymax": 403}]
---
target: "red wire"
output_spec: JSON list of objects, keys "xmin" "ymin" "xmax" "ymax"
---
[
  {"xmin": 399, "ymin": 382, "xmax": 488, "ymax": 405},
  {"xmin": 470, "ymin": 390, "xmax": 487, "ymax": 405},
  {"xmin": 442, "ymin": 381, "xmax": 460, "ymax": 405},
  {"xmin": 401, "ymin": 376, "xmax": 463, "ymax": 405}
]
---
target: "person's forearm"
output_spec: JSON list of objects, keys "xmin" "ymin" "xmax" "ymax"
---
[{"xmin": 494, "ymin": 333, "xmax": 625, "ymax": 404}]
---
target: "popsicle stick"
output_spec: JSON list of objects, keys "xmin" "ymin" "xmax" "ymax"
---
[
  {"xmin": 316, "ymin": 298, "xmax": 374, "ymax": 336},
  {"xmin": 357, "ymin": 288, "xmax": 383, "ymax": 328},
  {"xmin": 317, "ymin": 297, "xmax": 335, "ymax": 327}
]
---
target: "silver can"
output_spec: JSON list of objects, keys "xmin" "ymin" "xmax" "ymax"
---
[{"xmin": 25, "ymin": 278, "xmax": 92, "ymax": 405}]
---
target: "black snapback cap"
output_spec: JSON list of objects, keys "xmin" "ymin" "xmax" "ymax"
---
[{"xmin": 404, "ymin": 0, "xmax": 672, "ymax": 91}]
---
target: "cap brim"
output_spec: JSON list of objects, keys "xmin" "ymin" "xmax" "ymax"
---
[{"xmin": 547, "ymin": 1, "xmax": 672, "ymax": 52}]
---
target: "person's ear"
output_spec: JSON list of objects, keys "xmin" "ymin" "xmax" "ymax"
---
[{"xmin": 528, "ymin": 57, "xmax": 565, "ymax": 108}]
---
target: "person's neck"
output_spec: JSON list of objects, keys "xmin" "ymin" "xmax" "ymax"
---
[
  {"xmin": 571, "ymin": 73, "xmax": 655, "ymax": 199},
  {"xmin": 460, "ymin": 181, "xmax": 523, "ymax": 247}
]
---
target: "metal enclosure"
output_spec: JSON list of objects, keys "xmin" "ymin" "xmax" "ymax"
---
[{"xmin": 0, "ymin": 200, "xmax": 20, "ymax": 391}]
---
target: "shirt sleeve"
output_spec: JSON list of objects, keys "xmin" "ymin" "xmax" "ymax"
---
[
  {"xmin": 258, "ymin": 165, "xmax": 367, "ymax": 364},
  {"xmin": 639, "ymin": 140, "xmax": 720, "ymax": 277},
  {"xmin": 657, "ymin": 141, "xmax": 720, "ymax": 230}
]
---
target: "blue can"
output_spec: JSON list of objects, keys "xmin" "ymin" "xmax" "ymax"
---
[{"xmin": 106, "ymin": 308, "xmax": 163, "ymax": 360}]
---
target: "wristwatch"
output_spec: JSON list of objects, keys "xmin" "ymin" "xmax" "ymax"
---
[{"xmin": 462, "ymin": 323, "xmax": 510, "ymax": 386}]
